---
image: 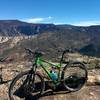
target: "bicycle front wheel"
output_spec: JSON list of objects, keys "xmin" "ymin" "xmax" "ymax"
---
[
  {"xmin": 62, "ymin": 61, "xmax": 88, "ymax": 92},
  {"xmin": 9, "ymin": 70, "xmax": 45, "ymax": 100}
]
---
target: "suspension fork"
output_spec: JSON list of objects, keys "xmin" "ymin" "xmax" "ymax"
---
[
  {"xmin": 23, "ymin": 69, "xmax": 36, "ymax": 92},
  {"xmin": 24, "ymin": 63, "xmax": 37, "ymax": 86},
  {"xmin": 32, "ymin": 65, "xmax": 37, "ymax": 84}
]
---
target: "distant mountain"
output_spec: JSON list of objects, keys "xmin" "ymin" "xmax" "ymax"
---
[
  {"xmin": 0, "ymin": 20, "xmax": 100, "ymax": 38},
  {"xmin": 0, "ymin": 20, "xmax": 56, "ymax": 36},
  {"xmin": 0, "ymin": 20, "xmax": 100, "ymax": 37},
  {"xmin": 0, "ymin": 20, "xmax": 100, "ymax": 58}
]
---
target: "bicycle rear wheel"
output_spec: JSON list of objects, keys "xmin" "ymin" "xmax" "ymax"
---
[
  {"xmin": 62, "ymin": 61, "xmax": 88, "ymax": 92},
  {"xmin": 9, "ymin": 70, "xmax": 45, "ymax": 100}
]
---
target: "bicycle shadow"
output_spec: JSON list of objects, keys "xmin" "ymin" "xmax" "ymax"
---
[
  {"xmin": 13, "ymin": 81, "xmax": 70, "ymax": 100},
  {"xmin": 11, "ymin": 75, "xmax": 86, "ymax": 100},
  {"xmin": 25, "ymin": 77, "xmax": 84, "ymax": 100},
  {"xmin": 24, "ymin": 82, "xmax": 70, "ymax": 100}
]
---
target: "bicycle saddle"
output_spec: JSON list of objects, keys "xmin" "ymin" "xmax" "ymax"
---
[{"xmin": 35, "ymin": 51, "xmax": 45, "ymax": 57}]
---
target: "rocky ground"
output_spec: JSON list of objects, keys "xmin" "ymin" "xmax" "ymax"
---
[{"xmin": 0, "ymin": 54, "xmax": 100, "ymax": 100}]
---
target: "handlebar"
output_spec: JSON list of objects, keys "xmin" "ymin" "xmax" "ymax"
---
[
  {"xmin": 25, "ymin": 48, "xmax": 34, "ymax": 54},
  {"xmin": 25, "ymin": 48, "xmax": 77, "ymax": 62},
  {"xmin": 25, "ymin": 48, "xmax": 44, "ymax": 57}
]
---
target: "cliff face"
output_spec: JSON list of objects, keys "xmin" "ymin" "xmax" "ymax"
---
[{"xmin": 0, "ymin": 20, "xmax": 100, "ymax": 57}]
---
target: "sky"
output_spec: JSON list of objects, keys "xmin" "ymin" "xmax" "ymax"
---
[{"xmin": 0, "ymin": 0, "xmax": 100, "ymax": 26}]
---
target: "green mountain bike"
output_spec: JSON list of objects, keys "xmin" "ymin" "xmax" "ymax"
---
[{"xmin": 9, "ymin": 48, "xmax": 88, "ymax": 100}]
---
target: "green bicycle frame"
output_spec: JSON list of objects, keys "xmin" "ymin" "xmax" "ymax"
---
[{"xmin": 35, "ymin": 56, "xmax": 62, "ymax": 84}]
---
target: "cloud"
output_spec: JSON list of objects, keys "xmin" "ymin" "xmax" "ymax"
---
[
  {"xmin": 24, "ymin": 16, "xmax": 52, "ymax": 23},
  {"xmin": 72, "ymin": 21, "xmax": 100, "ymax": 26},
  {"xmin": 54, "ymin": 22, "xmax": 66, "ymax": 25}
]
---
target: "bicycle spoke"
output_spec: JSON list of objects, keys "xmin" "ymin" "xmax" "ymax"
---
[{"xmin": 63, "ymin": 62, "xmax": 87, "ymax": 91}]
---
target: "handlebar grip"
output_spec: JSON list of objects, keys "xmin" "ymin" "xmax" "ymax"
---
[
  {"xmin": 25, "ymin": 48, "xmax": 34, "ymax": 54},
  {"xmin": 25, "ymin": 48, "xmax": 45, "ymax": 57}
]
